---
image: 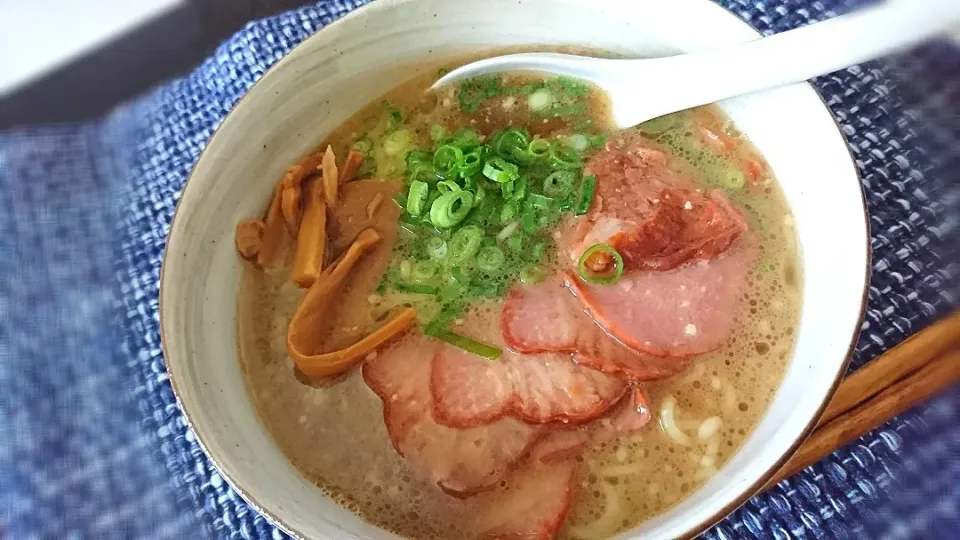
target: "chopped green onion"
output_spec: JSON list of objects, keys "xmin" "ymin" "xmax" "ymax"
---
[
  {"xmin": 437, "ymin": 180, "xmax": 461, "ymax": 194},
  {"xmin": 510, "ymin": 175, "xmax": 528, "ymax": 201},
  {"xmin": 564, "ymin": 134, "xmax": 589, "ymax": 151},
  {"xmin": 458, "ymin": 149, "xmax": 484, "ymax": 178},
  {"xmin": 588, "ymin": 134, "xmax": 607, "ymax": 148},
  {"xmin": 448, "ymin": 225, "xmax": 484, "ymax": 263},
  {"xmin": 543, "ymin": 170, "xmax": 577, "ymax": 198},
  {"xmin": 520, "ymin": 265, "xmax": 547, "ymax": 284},
  {"xmin": 473, "ymin": 183, "xmax": 487, "ymax": 205},
  {"xmin": 528, "ymin": 138, "xmax": 551, "ymax": 159},
  {"xmin": 448, "ymin": 128, "xmax": 481, "ymax": 150},
  {"xmin": 383, "ymin": 129, "xmax": 413, "ymax": 157},
  {"xmin": 575, "ymin": 175, "xmax": 596, "ymax": 216},
  {"xmin": 393, "ymin": 192, "xmax": 408, "ymax": 209},
  {"xmin": 500, "ymin": 201, "xmax": 519, "ymax": 223},
  {"xmin": 482, "ymin": 157, "xmax": 520, "ymax": 184},
  {"xmin": 577, "ymin": 244, "xmax": 625, "ymax": 285},
  {"xmin": 494, "ymin": 129, "xmax": 529, "ymax": 160},
  {"xmin": 426, "ymin": 237, "xmax": 448, "ymax": 260},
  {"xmin": 434, "ymin": 145, "xmax": 463, "ymax": 177},
  {"xmin": 529, "ymin": 240, "xmax": 547, "ymax": 262},
  {"xmin": 500, "ymin": 180, "xmax": 515, "ymax": 199},
  {"xmin": 557, "ymin": 77, "xmax": 590, "ymax": 97},
  {"xmin": 357, "ymin": 156, "xmax": 376, "ymax": 177},
  {"xmin": 723, "ymin": 169, "xmax": 746, "ymax": 190},
  {"xmin": 451, "ymin": 266, "xmax": 471, "ymax": 284},
  {"xmin": 522, "ymin": 207, "xmax": 538, "ymax": 235},
  {"xmin": 527, "ymin": 193, "xmax": 555, "ymax": 209},
  {"xmin": 477, "ymin": 246, "xmax": 506, "ymax": 272},
  {"xmin": 407, "ymin": 181, "xmax": 429, "ymax": 216},
  {"xmin": 544, "ymin": 103, "xmax": 586, "ymax": 117},
  {"xmin": 437, "ymin": 282, "xmax": 464, "ymax": 304},
  {"xmin": 412, "ymin": 260, "xmax": 441, "ymax": 282},
  {"xmin": 507, "ymin": 234, "xmax": 523, "ymax": 253},
  {"xmin": 432, "ymin": 329, "xmax": 502, "ymax": 360},
  {"xmin": 352, "ymin": 137, "xmax": 373, "ymax": 152},
  {"xmin": 457, "ymin": 75, "xmax": 505, "ymax": 113},
  {"xmin": 399, "ymin": 259, "xmax": 413, "ymax": 280},
  {"xmin": 549, "ymin": 143, "xmax": 582, "ymax": 170},
  {"xmin": 528, "ymin": 89, "xmax": 553, "ymax": 112},
  {"xmin": 395, "ymin": 283, "xmax": 439, "ymax": 295},
  {"xmin": 430, "ymin": 191, "xmax": 474, "ymax": 228},
  {"xmin": 406, "ymin": 150, "xmax": 432, "ymax": 168},
  {"xmin": 409, "ymin": 163, "xmax": 440, "ymax": 184},
  {"xmin": 558, "ymin": 195, "xmax": 573, "ymax": 212},
  {"xmin": 423, "ymin": 305, "xmax": 464, "ymax": 336},
  {"xmin": 430, "ymin": 124, "xmax": 448, "ymax": 142},
  {"xmin": 383, "ymin": 101, "xmax": 404, "ymax": 130}
]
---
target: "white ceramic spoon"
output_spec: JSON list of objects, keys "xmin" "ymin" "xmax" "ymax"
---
[{"xmin": 432, "ymin": 0, "xmax": 960, "ymax": 128}]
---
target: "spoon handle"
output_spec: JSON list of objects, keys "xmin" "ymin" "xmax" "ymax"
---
[{"xmin": 619, "ymin": 0, "xmax": 960, "ymax": 123}]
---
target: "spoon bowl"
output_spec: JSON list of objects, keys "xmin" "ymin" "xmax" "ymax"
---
[{"xmin": 432, "ymin": 0, "xmax": 960, "ymax": 128}]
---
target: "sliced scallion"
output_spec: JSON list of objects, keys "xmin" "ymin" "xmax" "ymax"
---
[
  {"xmin": 412, "ymin": 260, "xmax": 441, "ymax": 282},
  {"xmin": 434, "ymin": 145, "xmax": 463, "ymax": 178},
  {"xmin": 398, "ymin": 259, "xmax": 413, "ymax": 280},
  {"xmin": 482, "ymin": 157, "xmax": 520, "ymax": 184},
  {"xmin": 494, "ymin": 129, "xmax": 529, "ymax": 160},
  {"xmin": 510, "ymin": 175, "xmax": 528, "ymax": 201},
  {"xmin": 564, "ymin": 134, "xmax": 589, "ymax": 151},
  {"xmin": 426, "ymin": 237, "xmax": 448, "ymax": 260},
  {"xmin": 543, "ymin": 170, "xmax": 577, "ymax": 198},
  {"xmin": 507, "ymin": 234, "xmax": 523, "ymax": 253},
  {"xmin": 437, "ymin": 180, "xmax": 461, "ymax": 194},
  {"xmin": 395, "ymin": 283, "xmax": 439, "ymax": 295},
  {"xmin": 432, "ymin": 329, "xmax": 502, "ymax": 360},
  {"xmin": 522, "ymin": 207, "xmax": 538, "ymax": 235},
  {"xmin": 451, "ymin": 266, "xmax": 471, "ymax": 284},
  {"xmin": 408, "ymin": 163, "xmax": 440, "ymax": 184},
  {"xmin": 407, "ymin": 181, "xmax": 429, "ymax": 217},
  {"xmin": 577, "ymin": 243, "xmax": 625, "ymax": 285},
  {"xmin": 477, "ymin": 246, "xmax": 506, "ymax": 272},
  {"xmin": 449, "ymin": 128, "xmax": 481, "ymax": 150},
  {"xmin": 723, "ymin": 169, "xmax": 746, "ymax": 190},
  {"xmin": 430, "ymin": 124, "xmax": 448, "ymax": 142},
  {"xmin": 520, "ymin": 265, "xmax": 546, "ymax": 284},
  {"xmin": 383, "ymin": 101, "xmax": 404, "ymax": 130},
  {"xmin": 549, "ymin": 143, "xmax": 582, "ymax": 170},
  {"xmin": 448, "ymin": 225, "xmax": 484, "ymax": 263},
  {"xmin": 575, "ymin": 175, "xmax": 596, "ymax": 216},
  {"xmin": 527, "ymin": 193, "xmax": 555, "ymax": 209},
  {"xmin": 430, "ymin": 191, "xmax": 474, "ymax": 228},
  {"xmin": 352, "ymin": 137, "xmax": 373, "ymax": 152},
  {"xmin": 458, "ymin": 149, "xmax": 484, "ymax": 178},
  {"xmin": 528, "ymin": 89, "xmax": 553, "ymax": 112},
  {"xmin": 528, "ymin": 138, "xmax": 551, "ymax": 159},
  {"xmin": 500, "ymin": 201, "xmax": 519, "ymax": 223}
]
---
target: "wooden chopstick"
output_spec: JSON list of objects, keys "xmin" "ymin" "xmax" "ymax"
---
[
  {"xmin": 817, "ymin": 310, "xmax": 960, "ymax": 427},
  {"xmin": 764, "ymin": 310, "xmax": 960, "ymax": 490}
]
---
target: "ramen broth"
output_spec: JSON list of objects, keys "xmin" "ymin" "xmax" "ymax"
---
[{"xmin": 237, "ymin": 57, "xmax": 800, "ymax": 539}]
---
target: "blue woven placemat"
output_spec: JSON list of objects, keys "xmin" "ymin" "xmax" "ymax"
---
[{"xmin": 1, "ymin": 0, "xmax": 957, "ymax": 538}]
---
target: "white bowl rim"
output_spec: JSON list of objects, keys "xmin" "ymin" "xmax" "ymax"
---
[{"xmin": 158, "ymin": 0, "xmax": 872, "ymax": 538}]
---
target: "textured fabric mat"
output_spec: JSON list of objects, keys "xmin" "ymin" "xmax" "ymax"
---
[{"xmin": 1, "ymin": 0, "xmax": 957, "ymax": 538}]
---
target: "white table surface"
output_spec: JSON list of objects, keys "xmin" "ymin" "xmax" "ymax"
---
[{"xmin": 0, "ymin": 0, "xmax": 184, "ymax": 97}]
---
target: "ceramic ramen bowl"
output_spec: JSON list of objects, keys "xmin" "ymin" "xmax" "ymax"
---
[{"xmin": 159, "ymin": 0, "xmax": 870, "ymax": 538}]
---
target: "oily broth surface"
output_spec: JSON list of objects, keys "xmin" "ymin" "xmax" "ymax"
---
[{"xmin": 237, "ymin": 55, "xmax": 800, "ymax": 540}]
